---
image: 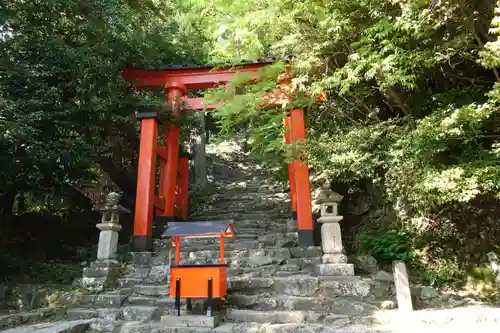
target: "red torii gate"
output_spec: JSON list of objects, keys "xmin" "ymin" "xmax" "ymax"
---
[{"xmin": 121, "ymin": 61, "xmax": 325, "ymax": 252}]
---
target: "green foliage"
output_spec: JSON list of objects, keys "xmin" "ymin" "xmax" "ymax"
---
[
  {"xmin": 356, "ymin": 229, "xmax": 416, "ymax": 264},
  {"xmin": 29, "ymin": 261, "xmax": 82, "ymax": 285},
  {"xmin": 0, "ymin": 0, "xmax": 211, "ymax": 283},
  {"xmin": 0, "ymin": 0, "xmax": 209, "ymax": 216},
  {"xmin": 412, "ymin": 260, "xmax": 464, "ymax": 287},
  {"xmin": 200, "ymin": 0, "xmax": 500, "ymax": 217}
]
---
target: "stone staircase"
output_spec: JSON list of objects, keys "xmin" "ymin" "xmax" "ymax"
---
[{"xmin": 60, "ymin": 140, "xmax": 387, "ymax": 333}]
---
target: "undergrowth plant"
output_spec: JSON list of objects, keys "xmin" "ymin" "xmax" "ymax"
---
[{"xmin": 355, "ymin": 229, "xmax": 416, "ymax": 264}]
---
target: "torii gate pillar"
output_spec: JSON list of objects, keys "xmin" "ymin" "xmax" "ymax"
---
[{"xmin": 290, "ymin": 108, "xmax": 314, "ymax": 246}]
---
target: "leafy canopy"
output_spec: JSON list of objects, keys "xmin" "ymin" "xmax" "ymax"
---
[{"xmin": 199, "ymin": 0, "xmax": 500, "ymax": 215}]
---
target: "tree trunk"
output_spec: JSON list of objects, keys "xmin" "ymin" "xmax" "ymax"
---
[
  {"xmin": 64, "ymin": 185, "xmax": 94, "ymax": 212},
  {"xmin": 98, "ymin": 155, "xmax": 137, "ymax": 208},
  {"xmin": 0, "ymin": 187, "xmax": 17, "ymax": 220},
  {"xmin": 194, "ymin": 111, "xmax": 208, "ymax": 189}
]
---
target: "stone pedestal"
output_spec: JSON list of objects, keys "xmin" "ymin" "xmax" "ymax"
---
[
  {"xmin": 79, "ymin": 222, "xmax": 123, "ymax": 292},
  {"xmin": 315, "ymin": 215, "xmax": 353, "ymax": 275},
  {"xmin": 320, "ymin": 216, "xmax": 343, "ymax": 254},
  {"xmin": 321, "ymin": 253, "xmax": 348, "ymax": 264},
  {"xmin": 96, "ymin": 222, "xmax": 122, "ymax": 261},
  {"xmin": 161, "ymin": 313, "xmax": 222, "ymax": 328},
  {"xmin": 393, "ymin": 261, "xmax": 413, "ymax": 311},
  {"xmin": 77, "ymin": 260, "xmax": 122, "ymax": 292},
  {"xmin": 313, "ymin": 182, "xmax": 354, "ymax": 277},
  {"xmin": 76, "ymin": 193, "xmax": 129, "ymax": 292},
  {"xmin": 314, "ymin": 263, "xmax": 354, "ymax": 276}
]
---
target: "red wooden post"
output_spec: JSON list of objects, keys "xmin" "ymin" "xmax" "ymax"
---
[
  {"xmin": 157, "ymin": 129, "xmax": 167, "ymax": 216},
  {"xmin": 174, "ymin": 155, "xmax": 182, "ymax": 219},
  {"xmin": 220, "ymin": 234, "xmax": 225, "ymax": 264},
  {"xmin": 175, "ymin": 153, "xmax": 189, "ymax": 220},
  {"xmin": 162, "ymin": 85, "xmax": 185, "ymax": 222},
  {"xmin": 290, "ymin": 108, "xmax": 314, "ymax": 247},
  {"xmin": 164, "ymin": 121, "xmax": 181, "ymax": 218},
  {"xmin": 175, "ymin": 236, "xmax": 180, "ymax": 265},
  {"xmin": 284, "ymin": 116, "xmax": 297, "ymax": 221},
  {"xmin": 132, "ymin": 113, "xmax": 158, "ymax": 252}
]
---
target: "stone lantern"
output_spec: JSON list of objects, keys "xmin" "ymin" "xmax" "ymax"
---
[
  {"xmin": 78, "ymin": 192, "xmax": 130, "ymax": 291},
  {"xmin": 314, "ymin": 182, "xmax": 354, "ymax": 276}
]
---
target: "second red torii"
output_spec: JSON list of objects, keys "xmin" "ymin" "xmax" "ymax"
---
[{"xmin": 121, "ymin": 61, "xmax": 326, "ymax": 252}]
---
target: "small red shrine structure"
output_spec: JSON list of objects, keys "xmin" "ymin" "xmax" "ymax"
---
[
  {"xmin": 121, "ymin": 61, "xmax": 326, "ymax": 252},
  {"xmin": 160, "ymin": 220, "xmax": 235, "ymax": 316}
]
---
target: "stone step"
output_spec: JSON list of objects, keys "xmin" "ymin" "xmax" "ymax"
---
[
  {"xmin": 212, "ymin": 323, "xmax": 391, "ymax": 333},
  {"xmin": 122, "ymin": 265, "xmax": 307, "ymax": 290},
  {"xmin": 116, "ymin": 321, "xmax": 211, "ymax": 333},
  {"xmin": 128, "ymin": 274, "xmax": 369, "ymax": 299},
  {"xmin": 180, "ymin": 241, "xmax": 263, "ymax": 253},
  {"xmin": 126, "ymin": 296, "xmax": 180, "ymax": 307},
  {"xmin": 66, "ymin": 308, "xmax": 121, "ymax": 321},
  {"xmin": 177, "ymin": 253, "xmax": 317, "ymax": 270},
  {"xmin": 154, "ymin": 234, "xmax": 259, "ymax": 251},
  {"xmin": 211, "ymin": 191, "xmax": 288, "ymax": 199},
  {"xmin": 234, "ymin": 219, "xmax": 289, "ymax": 229},
  {"xmin": 121, "ymin": 257, "xmax": 323, "ymax": 287},
  {"xmin": 198, "ymin": 212, "xmax": 288, "ymax": 222},
  {"xmin": 163, "ymin": 221, "xmax": 288, "ymax": 234},
  {"xmin": 287, "ymin": 257, "xmax": 321, "ymax": 267},
  {"xmin": 176, "ymin": 235, "xmax": 300, "ymax": 253},
  {"xmin": 119, "ymin": 264, "xmax": 310, "ymax": 289},
  {"xmin": 190, "ymin": 207, "xmax": 271, "ymax": 217},
  {"xmin": 209, "ymin": 195, "xmax": 287, "ymax": 203},
  {"xmin": 172, "ymin": 232, "xmax": 299, "ymax": 248},
  {"xmin": 125, "ymin": 297, "xmax": 216, "ymax": 315},
  {"xmin": 60, "ymin": 293, "xmax": 129, "ymax": 309},
  {"xmin": 71, "ymin": 306, "xmax": 164, "ymax": 323},
  {"xmin": 108, "ymin": 317, "xmax": 500, "ymax": 333},
  {"xmin": 228, "ymin": 263, "xmax": 304, "ymax": 277},
  {"xmin": 228, "ymin": 275, "xmax": 372, "ymax": 297},
  {"xmin": 229, "ymin": 228, "xmax": 287, "ymax": 236},
  {"xmin": 225, "ymin": 294, "xmax": 379, "ymax": 316},
  {"xmin": 314, "ymin": 263, "xmax": 355, "ymax": 276},
  {"xmin": 213, "ymin": 184, "xmax": 285, "ymax": 193},
  {"xmin": 133, "ymin": 285, "xmax": 170, "ymax": 297},
  {"xmin": 228, "ymin": 275, "xmax": 314, "ymax": 296},
  {"xmin": 179, "ymin": 246, "xmax": 321, "ymax": 261},
  {"xmin": 226, "ymin": 309, "xmax": 380, "ymax": 325},
  {"xmin": 1, "ymin": 320, "xmax": 94, "ymax": 333},
  {"xmin": 121, "ymin": 265, "xmax": 170, "ymax": 285},
  {"xmin": 121, "ymin": 306, "xmax": 161, "ymax": 321},
  {"xmin": 221, "ymin": 228, "xmax": 280, "ymax": 236},
  {"xmin": 179, "ymin": 248, "xmax": 292, "ymax": 263},
  {"xmin": 203, "ymin": 201, "xmax": 283, "ymax": 211},
  {"xmin": 115, "ymin": 321, "xmax": 392, "ymax": 333}
]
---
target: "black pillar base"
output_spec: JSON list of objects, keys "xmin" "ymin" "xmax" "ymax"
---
[
  {"xmin": 131, "ymin": 235, "xmax": 153, "ymax": 252},
  {"xmin": 298, "ymin": 229, "xmax": 314, "ymax": 247},
  {"xmin": 291, "ymin": 211, "xmax": 297, "ymax": 220}
]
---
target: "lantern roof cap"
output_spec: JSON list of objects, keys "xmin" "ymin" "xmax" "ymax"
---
[
  {"xmin": 317, "ymin": 182, "xmax": 343, "ymax": 203},
  {"xmin": 93, "ymin": 192, "xmax": 130, "ymax": 213}
]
